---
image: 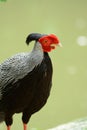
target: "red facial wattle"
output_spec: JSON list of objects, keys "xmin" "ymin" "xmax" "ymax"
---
[
  {"xmin": 42, "ymin": 42, "xmax": 57, "ymax": 52},
  {"xmin": 38, "ymin": 34, "xmax": 59, "ymax": 52}
]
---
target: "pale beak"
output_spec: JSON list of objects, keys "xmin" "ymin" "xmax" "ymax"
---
[{"xmin": 58, "ymin": 42, "xmax": 63, "ymax": 47}]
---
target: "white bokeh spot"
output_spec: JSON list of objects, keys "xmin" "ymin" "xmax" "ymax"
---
[{"xmin": 77, "ymin": 36, "xmax": 87, "ymax": 46}]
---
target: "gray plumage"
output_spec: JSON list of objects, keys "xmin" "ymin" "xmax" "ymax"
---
[{"xmin": 0, "ymin": 42, "xmax": 44, "ymax": 100}]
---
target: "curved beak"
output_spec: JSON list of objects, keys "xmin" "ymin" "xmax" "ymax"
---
[{"xmin": 58, "ymin": 42, "xmax": 63, "ymax": 47}]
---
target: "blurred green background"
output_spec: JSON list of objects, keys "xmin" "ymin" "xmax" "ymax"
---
[{"xmin": 0, "ymin": 0, "xmax": 87, "ymax": 130}]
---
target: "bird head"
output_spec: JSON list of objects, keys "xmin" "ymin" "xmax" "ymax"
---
[
  {"xmin": 26, "ymin": 33, "xmax": 62, "ymax": 52},
  {"xmin": 38, "ymin": 34, "xmax": 61, "ymax": 52}
]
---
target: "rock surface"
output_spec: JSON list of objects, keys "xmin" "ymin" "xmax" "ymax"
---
[{"xmin": 48, "ymin": 118, "xmax": 87, "ymax": 130}]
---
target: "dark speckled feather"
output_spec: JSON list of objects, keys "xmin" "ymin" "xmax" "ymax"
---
[{"xmin": 0, "ymin": 42, "xmax": 53, "ymax": 126}]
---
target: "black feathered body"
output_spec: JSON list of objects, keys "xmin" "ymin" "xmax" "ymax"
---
[{"xmin": 0, "ymin": 42, "xmax": 53, "ymax": 125}]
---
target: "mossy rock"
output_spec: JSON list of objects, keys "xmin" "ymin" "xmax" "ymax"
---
[{"xmin": 48, "ymin": 118, "xmax": 87, "ymax": 130}]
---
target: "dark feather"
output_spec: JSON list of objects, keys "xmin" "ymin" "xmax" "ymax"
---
[
  {"xmin": 26, "ymin": 33, "xmax": 47, "ymax": 45},
  {"xmin": 0, "ymin": 52, "xmax": 53, "ymax": 125}
]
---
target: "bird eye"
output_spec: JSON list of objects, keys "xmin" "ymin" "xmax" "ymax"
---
[{"xmin": 44, "ymin": 40, "xmax": 48, "ymax": 43}]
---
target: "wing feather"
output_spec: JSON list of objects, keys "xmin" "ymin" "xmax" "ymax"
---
[{"xmin": 0, "ymin": 51, "xmax": 43, "ymax": 91}]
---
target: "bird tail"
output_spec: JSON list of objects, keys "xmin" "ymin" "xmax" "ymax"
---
[{"xmin": 0, "ymin": 112, "xmax": 5, "ymax": 122}]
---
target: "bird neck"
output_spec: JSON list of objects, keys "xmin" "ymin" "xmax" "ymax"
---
[
  {"xmin": 30, "ymin": 41, "xmax": 44, "ymax": 61},
  {"xmin": 32, "ymin": 41, "xmax": 43, "ymax": 52},
  {"xmin": 44, "ymin": 52, "xmax": 49, "ymax": 56}
]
